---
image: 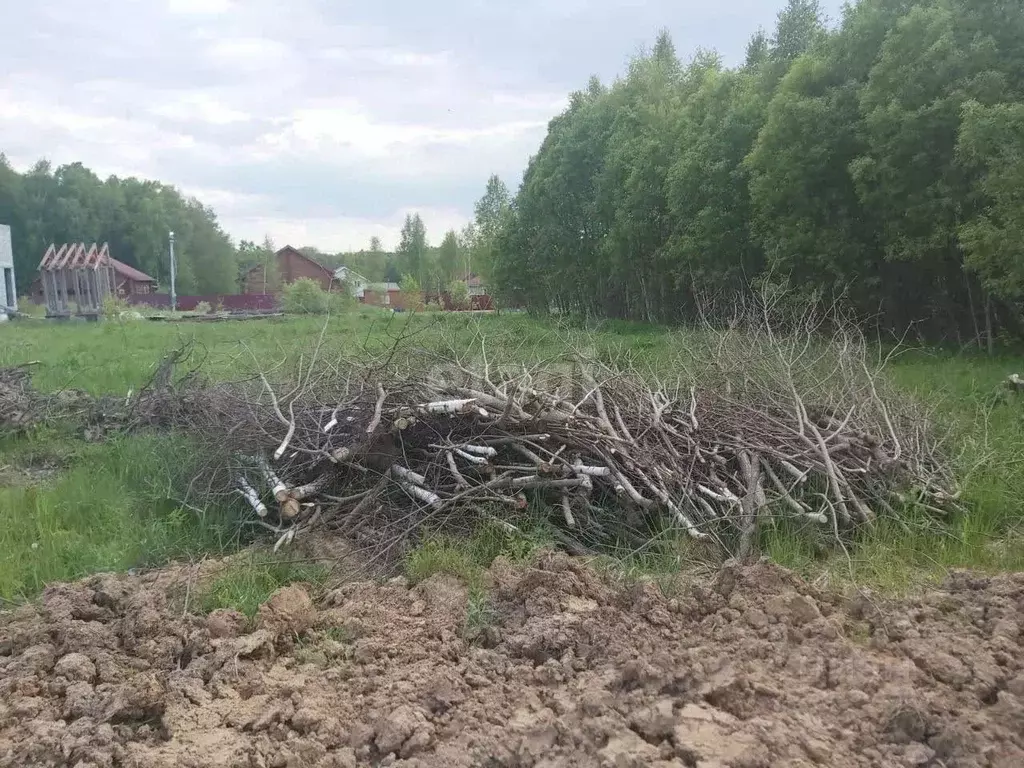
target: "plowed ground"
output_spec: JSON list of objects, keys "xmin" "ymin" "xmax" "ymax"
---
[{"xmin": 2, "ymin": 553, "xmax": 1022, "ymax": 767}]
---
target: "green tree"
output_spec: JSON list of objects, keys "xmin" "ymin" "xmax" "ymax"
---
[
  {"xmin": 397, "ymin": 214, "xmax": 428, "ymax": 286},
  {"xmin": 771, "ymin": 0, "xmax": 826, "ymax": 62},
  {"xmin": 447, "ymin": 279, "xmax": 471, "ymax": 311},
  {"xmin": 437, "ymin": 229, "xmax": 461, "ymax": 285},
  {"xmin": 0, "ymin": 157, "xmax": 238, "ymax": 296},
  {"xmin": 958, "ymin": 101, "xmax": 1024, "ymax": 302},
  {"xmin": 399, "ymin": 273, "xmax": 424, "ymax": 311},
  {"xmin": 472, "ymin": 175, "xmax": 511, "ymax": 280}
]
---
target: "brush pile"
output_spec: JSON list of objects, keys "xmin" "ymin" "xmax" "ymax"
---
[
  {"xmin": 174, "ymin": 324, "xmax": 961, "ymax": 559},
  {"xmin": 0, "ymin": 347, "xmax": 202, "ymax": 440}
]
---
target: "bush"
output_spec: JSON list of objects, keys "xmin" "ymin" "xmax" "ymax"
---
[
  {"xmin": 282, "ymin": 278, "xmax": 330, "ymax": 314},
  {"xmin": 399, "ymin": 275, "xmax": 425, "ymax": 311},
  {"xmin": 194, "ymin": 301, "xmax": 213, "ymax": 315},
  {"xmin": 282, "ymin": 278, "xmax": 356, "ymax": 315},
  {"xmin": 448, "ymin": 280, "xmax": 471, "ymax": 311},
  {"xmin": 102, "ymin": 294, "xmax": 131, "ymax": 317}
]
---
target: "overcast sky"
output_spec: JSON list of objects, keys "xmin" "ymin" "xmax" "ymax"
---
[{"xmin": 1, "ymin": 0, "xmax": 842, "ymax": 252}]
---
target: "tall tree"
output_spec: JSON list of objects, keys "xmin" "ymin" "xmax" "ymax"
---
[
  {"xmin": 958, "ymin": 101, "xmax": 1024, "ymax": 302},
  {"xmin": 396, "ymin": 213, "xmax": 428, "ymax": 285},
  {"xmin": 437, "ymin": 229, "xmax": 461, "ymax": 285},
  {"xmin": 472, "ymin": 175, "xmax": 512, "ymax": 280},
  {"xmin": 490, "ymin": 0, "xmax": 1024, "ymax": 342},
  {"xmin": 771, "ymin": 0, "xmax": 826, "ymax": 62}
]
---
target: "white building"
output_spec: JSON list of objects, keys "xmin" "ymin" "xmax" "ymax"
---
[
  {"xmin": 0, "ymin": 224, "xmax": 16, "ymax": 319},
  {"xmin": 334, "ymin": 266, "xmax": 369, "ymax": 299}
]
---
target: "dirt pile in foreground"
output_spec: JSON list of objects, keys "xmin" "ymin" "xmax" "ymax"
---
[{"xmin": 1, "ymin": 554, "xmax": 1022, "ymax": 768}]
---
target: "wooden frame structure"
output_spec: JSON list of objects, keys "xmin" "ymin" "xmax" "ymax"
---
[{"xmin": 38, "ymin": 243, "xmax": 116, "ymax": 319}]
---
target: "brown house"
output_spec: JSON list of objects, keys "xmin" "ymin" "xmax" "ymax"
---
[
  {"xmin": 243, "ymin": 246, "xmax": 335, "ymax": 294},
  {"xmin": 360, "ymin": 282, "xmax": 411, "ymax": 309},
  {"xmin": 110, "ymin": 257, "xmax": 156, "ymax": 296}
]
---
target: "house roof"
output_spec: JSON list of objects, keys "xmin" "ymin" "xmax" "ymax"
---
[
  {"xmin": 277, "ymin": 245, "xmax": 333, "ymax": 277},
  {"xmin": 110, "ymin": 257, "xmax": 156, "ymax": 283},
  {"xmin": 334, "ymin": 265, "xmax": 369, "ymax": 283},
  {"xmin": 367, "ymin": 282, "xmax": 401, "ymax": 292},
  {"xmin": 39, "ymin": 243, "xmax": 156, "ymax": 282}
]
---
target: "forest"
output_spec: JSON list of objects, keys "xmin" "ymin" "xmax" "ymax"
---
[
  {"xmin": 0, "ymin": 157, "xmax": 239, "ymax": 295},
  {"xmin": 490, "ymin": 0, "xmax": 1024, "ymax": 345}
]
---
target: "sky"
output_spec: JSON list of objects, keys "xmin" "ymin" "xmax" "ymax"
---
[{"xmin": 0, "ymin": 0, "xmax": 843, "ymax": 253}]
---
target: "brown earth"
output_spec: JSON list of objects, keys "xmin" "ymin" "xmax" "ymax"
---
[{"xmin": 1, "ymin": 552, "xmax": 1022, "ymax": 768}]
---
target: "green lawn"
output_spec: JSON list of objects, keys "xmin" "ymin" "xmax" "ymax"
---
[{"xmin": 1, "ymin": 312, "xmax": 1022, "ymax": 600}]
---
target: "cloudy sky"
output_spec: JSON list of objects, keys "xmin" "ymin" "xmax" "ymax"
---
[{"xmin": 1, "ymin": 0, "xmax": 841, "ymax": 252}]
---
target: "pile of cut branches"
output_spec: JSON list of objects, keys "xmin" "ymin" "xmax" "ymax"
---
[
  {"xmin": 172, "ymin": 320, "xmax": 960, "ymax": 561},
  {"xmin": 0, "ymin": 345, "xmax": 204, "ymax": 439}
]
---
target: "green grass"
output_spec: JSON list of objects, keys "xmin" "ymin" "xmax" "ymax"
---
[
  {"xmin": 403, "ymin": 517, "xmax": 551, "ymax": 587},
  {"xmin": 758, "ymin": 349, "xmax": 1024, "ymax": 591},
  {"xmin": 198, "ymin": 552, "xmax": 330, "ymax": 618},
  {"xmin": 403, "ymin": 519, "xmax": 549, "ymax": 640},
  {"xmin": 0, "ymin": 311, "xmax": 563, "ymax": 394},
  {"xmin": 2, "ymin": 312, "xmax": 1024, "ymax": 599},
  {"xmin": 0, "ymin": 433, "xmax": 243, "ymax": 601}
]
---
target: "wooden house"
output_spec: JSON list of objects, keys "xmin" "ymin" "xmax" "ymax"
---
[
  {"xmin": 37, "ymin": 243, "xmax": 116, "ymax": 318},
  {"xmin": 361, "ymin": 282, "xmax": 411, "ymax": 309},
  {"xmin": 32, "ymin": 244, "xmax": 156, "ymax": 317},
  {"xmin": 243, "ymin": 246, "xmax": 335, "ymax": 294},
  {"xmin": 110, "ymin": 258, "xmax": 156, "ymax": 296}
]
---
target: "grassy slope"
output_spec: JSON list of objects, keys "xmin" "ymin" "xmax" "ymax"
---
[{"xmin": 1, "ymin": 312, "xmax": 1022, "ymax": 600}]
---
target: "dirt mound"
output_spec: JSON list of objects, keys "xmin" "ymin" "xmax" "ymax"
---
[{"xmin": 1, "ymin": 555, "xmax": 1022, "ymax": 767}]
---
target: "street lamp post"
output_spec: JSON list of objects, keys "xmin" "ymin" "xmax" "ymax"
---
[{"xmin": 168, "ymin": 231, "xmax": 177, "ymax": 312}]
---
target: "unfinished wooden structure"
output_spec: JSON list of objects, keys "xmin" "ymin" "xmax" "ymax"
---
[{"xmin": 38, "ymin": 243, "xmax": 116, "ymax": 319}]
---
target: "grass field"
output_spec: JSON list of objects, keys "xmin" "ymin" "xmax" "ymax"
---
[{"xmin": 1, "ymin": 310, "xmax": 1023, "ymax": 602}]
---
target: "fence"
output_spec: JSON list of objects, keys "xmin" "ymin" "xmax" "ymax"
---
[{"xmin": 126, "ymin": 293, "xmax": 278, "ymax": 312}]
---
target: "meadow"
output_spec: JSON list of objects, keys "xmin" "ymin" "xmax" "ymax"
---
[{"xmin": 1, "ymin": 310, "xmax": 1023, "ymax": 603}]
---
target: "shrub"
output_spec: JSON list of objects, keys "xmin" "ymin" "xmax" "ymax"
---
[
  {"xmin": 448, "ymin": 280, "xmax": 471, "ymax": 311},
  {"xmin": 327, "ymin": 286, "xmax": 356, "ymax": 313},
  {"xmin": 194, "ymin": 301, "xmax": 213, "ymax": 315},
  {"xmin": 282, "ymin": 278, "xmax": 356, "ymax": 315},
  {"xmin": 282, "ymin": 278, "xmax": 330, "ymax": 314},
  {"xmin": 102, "ymin": 294, "xmax": 131, "ymax": 317},
  {"xmin": 399, "ymin": 275, "xmax": 425, "ymax": 311}
]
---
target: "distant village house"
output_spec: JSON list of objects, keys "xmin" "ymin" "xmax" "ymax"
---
[
  {"xmin": 361, "ymin": 282, "xmax": 408, "ymax": 309},
  {"xmin": 243, "ymin": 246, "xmax": 334, "ymax": 294},
  {"xmin": 333, "ymin": 266, "xmax": 369, "ymax": 298}
]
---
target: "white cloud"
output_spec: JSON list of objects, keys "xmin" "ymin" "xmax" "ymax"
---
[
  {"xmin": 150, "ymin": 92, "xmax": 251, "ymax": 125},
  {"xmin": 204, "ymin": 37, "xmax": 293, "ymax": 72},
  {"xmin": 319, "ymin": 46, "xmax": 452, "ymax": 69},
  {"xmin": 166, "ymin": 0, "xmax": 235, "ymax": 14}
]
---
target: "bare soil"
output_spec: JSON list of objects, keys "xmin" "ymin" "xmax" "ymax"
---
[{"xmin": 1, "ymin": 553, "xmax": 1022, "ymax": 768}]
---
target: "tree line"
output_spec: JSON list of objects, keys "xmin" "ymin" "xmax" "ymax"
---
[
  {"xmin": 0, "ymin": 157, "xmax": 238, "ymax": 295},
  {"xmin": 0, "ymin": 153, "xmax": 513, "ymax": 300},
  {"xmin": 296, "ymin": 174, "xmax": 512, "ymax": 295},
  {"xmin": 490, "ymin": 0, "xmax": 1024, "ymax": 344}
]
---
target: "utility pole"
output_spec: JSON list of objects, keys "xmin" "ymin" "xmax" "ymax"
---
[{"xmin": 168, "ymin": 230, "xmax": 177, "ymax": 312}]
